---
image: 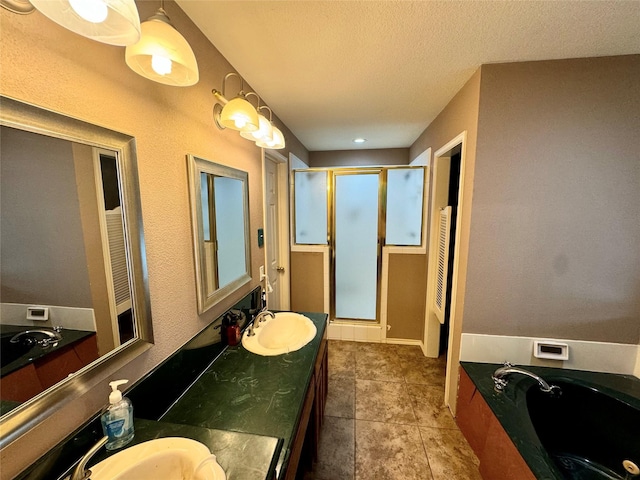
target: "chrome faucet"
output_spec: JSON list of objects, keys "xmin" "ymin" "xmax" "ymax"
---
[
  {"xmin": 492, "ymin": 362, "xmax": 560, "ymax": 394},
  {"xmin": 70, "ymin": 436, "xmax": 108, "ymax": 480},
  {"xmin": 247, "ymin": 310, "xmax": 275, "ymax": 336},
  {"xmin": 10, "ymin": 326, "xmax": 62, "ymax": 347}
]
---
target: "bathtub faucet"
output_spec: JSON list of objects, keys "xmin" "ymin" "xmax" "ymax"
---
[{"xmin": 492, "ymin": 362, "xmax": 560, "ymax": 394}]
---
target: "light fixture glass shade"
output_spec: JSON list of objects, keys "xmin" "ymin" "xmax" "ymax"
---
[
  {"xmin": 125, "ymin": 15, "xmax": 199, "ymax": 87},
  {"xmin": 257, "ymin": 125, "xmax": 285, "ymax": 149},
  {"xmin": 219, "ymin": 96, "xmax": 259, "ymax": 132},
  {"xmin": 30, "ymin": 0, "xmax": 141, "ymax": 46},
  {"xmin": 240, "ymin": 114, "xmax": 273, "ymax": 142}
]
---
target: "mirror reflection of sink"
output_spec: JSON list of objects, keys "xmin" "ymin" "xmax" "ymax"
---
[
  {"xmin": 0, "ymin": 334, "xmax": 34, "ymax": 365},
  {"xmin": 242, "ymin": 312, "xmax": 317, "ymax": 356},
  {"xmin": 89, "ymin": 437, "xmax": 225, "ymax": 480}
]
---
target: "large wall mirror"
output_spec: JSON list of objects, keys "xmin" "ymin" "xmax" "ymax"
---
[
  {"xmin": 0, "ymin": 96, "xmax": 153, "ymax": 448},
  {"xmin": 187, "ymin": 155, "xmax": 251, "ymax": 314}
]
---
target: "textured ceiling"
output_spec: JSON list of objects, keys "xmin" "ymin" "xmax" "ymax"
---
[{"xmin": 175, "ymin": 1, "xmax": 640, "ymax": 152}]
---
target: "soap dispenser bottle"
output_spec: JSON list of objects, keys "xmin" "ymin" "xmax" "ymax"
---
[{"xmin": 101, "ymin": 379, "xmax": 134, "ymax": 450}]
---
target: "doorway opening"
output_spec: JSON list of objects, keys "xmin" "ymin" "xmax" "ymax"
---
[
  {"xmin": 424, "ymin": 132, "xmax": 467, "ymax": 411},
  {"xmin": 439, "ymin": 148, "xmax": 461, "ymax": 356},
  {"xmin": 263, "ymin": 150, "xmax": 291, "ymax": 311}
]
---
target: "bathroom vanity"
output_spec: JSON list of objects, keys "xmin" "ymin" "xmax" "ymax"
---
[
  {"xmin": 0, "ymin": 327, "xmax": 99, "ymax": 405},
  {"xmin": 16, "ymin": 288, "xmax": 328, "ymax": 480}
]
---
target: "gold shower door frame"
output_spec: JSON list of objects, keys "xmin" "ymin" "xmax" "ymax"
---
[{"xmin": 330, "ymin": 168, "xmax": 386, "ymax": 324}]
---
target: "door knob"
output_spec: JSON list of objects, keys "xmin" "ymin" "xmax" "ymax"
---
[{"xmin": 276, "ymin": 266, "xmax": 285, "ymax": 272}]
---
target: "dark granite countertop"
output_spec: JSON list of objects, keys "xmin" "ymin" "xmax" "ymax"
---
[
  {"xmin": 162, "ymin": 311, "xmax": 328, "ymax": 479},
  {"xmin": 0, "ymin": 325, "xmax": 95, "ymax": 378},
  {"xmin": 461, "ymin": 362, "xmax": 640, "ymax": 480},
  {"xmin": 87, "ymin": 419, "xmax": 283, "ymax": 480}
]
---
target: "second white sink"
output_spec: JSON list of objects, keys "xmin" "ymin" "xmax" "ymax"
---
[
  {"xmin": 89, "ymin": 437, "xmax": 225, "ymax": 480},
  {"xmin": 242, "ymin": 312, "xmax": 316, "ymax": 356}
]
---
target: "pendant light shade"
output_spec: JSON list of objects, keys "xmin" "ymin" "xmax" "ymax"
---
[
  {"xmin": 30, "ymin": 0, "xmax": 141, "ymax": 46},
  {"xmin": 125, "ymin": 8, "xmax": 199, "ymax": 87},
  {"xmin": 256, "ymin": 125, "xmax": 285, "ymax": 149},
  {"xmin": 219, "ymin": 95, "xmax": 260, "ymax": 132},
  {"xmin": 240, "ymin": 113, "xmax": 273, "ymax": 142}
]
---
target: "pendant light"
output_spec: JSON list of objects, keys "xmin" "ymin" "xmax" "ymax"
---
[
  {"xmin": 125, "ymin": 2, "xmax": 198, "ymax": 87},
  {"xmin": 29, "ymin": 0, "xmax": 141, "ymax": 46}
]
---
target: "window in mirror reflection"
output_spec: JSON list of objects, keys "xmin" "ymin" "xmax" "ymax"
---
[
  {"xmin": 200, "ymin": 173, "xmax": 248, "ymax": 291},
  {"xmin": 188, "ymin": 155, "xmax": 251, "ymax": 314}
]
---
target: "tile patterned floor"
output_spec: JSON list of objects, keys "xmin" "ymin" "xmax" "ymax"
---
[{"xmin": 303, "ymin": 340, "xmax": 482, "ymax": 480}]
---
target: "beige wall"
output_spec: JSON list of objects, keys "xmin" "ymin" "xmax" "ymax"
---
[
  {"xmin": 386, "ymin": 254, "xmax": 427, "ymax": 340},
  {"xmin": 290, "ymin": 252, "xmax": 325, "ymax": 313},
  {"xmin": 309, "ymin": 147, "xmax": 409, "ymax": 168},
  {"xmin": 464, "ymin": 55, "xmax": 640, "ymax": 344},
  {"xmin": 1, "ymin": 128, "xmax": 93, "ymax": 308},
  {"xmin": 0, "ymin": 2, "xmax": 308, "ymax": 476},
  {"xmin": 410, "ymin": 69, "xmax": 481, "ymax": 385}
]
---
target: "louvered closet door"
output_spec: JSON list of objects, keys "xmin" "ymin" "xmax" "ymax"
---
[{"xmin": 433, "ymin": 206, "xmax": 451, "ymax": 324}]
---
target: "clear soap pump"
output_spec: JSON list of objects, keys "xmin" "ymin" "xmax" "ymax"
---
[{"xmin": 100, "ymin": 379, "xmax": 134, "ymax": 450}]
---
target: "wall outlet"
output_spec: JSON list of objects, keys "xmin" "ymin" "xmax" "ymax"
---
[{"xmin": 27, "ymin": 306, "xmax": 49, "ymax": 321}]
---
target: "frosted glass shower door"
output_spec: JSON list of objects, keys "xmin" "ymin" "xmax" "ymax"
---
[{"xmin": 334, "ymin": 172, "xmax": 380, "ymax": 321}]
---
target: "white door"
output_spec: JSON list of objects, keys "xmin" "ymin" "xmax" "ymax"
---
[{"xmin": 265, "ymin": 157, "xmax": 281, "ymax": 309}]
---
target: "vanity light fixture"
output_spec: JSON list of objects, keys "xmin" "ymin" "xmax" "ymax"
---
[
  {"xmin": 257, "ymin": 124, "xmax": 285, "ymax": 150},
  {"xmin": 212, "ymin": 72, "xmax": 259, "ymax": 133},
  {"xmin": 28, "ymin": 0, "xmax": 141, "ymax": 46},
  {"xmin": 212, "ymin": 72, "xmax": 285, "ymax": 149},
  {"xmin": 124, "ymin": 1, "xmax": 198, "ymax": 86},
  {"xmin": 253, "ymin": 105, "xmax": 286, "ymax": 150},
  {"xmin": 353, "ymin": 138, "xmax": 367, "ymax": 144},
  {"xmin": 240, "ymin": 96, "xmax": 274, "ymax": 143}
]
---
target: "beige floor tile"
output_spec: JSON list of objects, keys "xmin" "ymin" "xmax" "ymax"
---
[
  {"xmin": 355, "ymin": 342, "xmax": 397, "ymax": 356},
  {"xmin": 326, "ymin": 375, "xmax": 355, "ymax": 419},
  {"xmin": 392, "ymin": 344, "xmax": 426, "ymax": 363},
  {"xmin": 420, "ymin": 427, "xmax": 481, "ymax": 480},
  {"xmin": 306, "ymin": 416, "xmax": 355, "ymax": 480},
  {"xmin": 329, "ymin": 347, "xmax": 356, "ymax": 379},
  {"xmin": 355, "ymin": 420, "xmax": 433, "ymax": 480},
  {"xmin": 355, "ymin": 379, "xmax": 416, "ymax": 424},
  {"xmin": 355, "ymin": 350, "xmax": 404, "ymax": 382},
  {"xmin": 329, "ymin": 340, "xmax": 358, "ymax": 353},
  {"xmin": 403, "ymin": 356, "xmax": 446, "ymax": 386},
  {"xmin": 406, "ymin": 384, "xmax": 457, "ymax": 429}
]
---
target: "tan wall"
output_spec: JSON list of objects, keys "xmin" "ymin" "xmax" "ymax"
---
[
  {"xmin": 309, "ymin": 148, "xmax": 409, "ymax": 168},
  {"xmin": 386, "ymin": 253, "xmax": 427, "ymax": 340},
  {"xmin": 409, "ymin": 69, "xmax": 481, "ymax": 393},
  {"xmin": 0, "ymin": 128, "xmax": 93, "ymax": 308},
  {"xmin": 290, "ymin": 252, "xmax": 325, "ymax": 313},
  {"xmin": 0, "ymin": 2, "xmax": 308, "ymax": 476},
  {"xmin": 464, "ymin": 55, "xmax": 640, "ymax": 344}
]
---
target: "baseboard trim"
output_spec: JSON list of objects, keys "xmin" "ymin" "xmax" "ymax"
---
[
  {"xmin": 460, "ymin": 333, "xmax": 638, "ymax": 375},
  {"xmin": 327, "ymin": 321, "xmax": 424, "ymax": 349}
]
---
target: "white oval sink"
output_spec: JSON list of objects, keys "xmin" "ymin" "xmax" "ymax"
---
[
  {"xmin": 89, "ymin": 437, "xmax": 225, "ymax": 480},
  {"xmin": 242, "ymin": 312, "xmax": 316, "ymax": 356}
]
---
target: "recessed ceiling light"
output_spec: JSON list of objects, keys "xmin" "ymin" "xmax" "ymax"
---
[{"xmin": 353, "ymin": 138, "xmax": 366, "ymax": 144}]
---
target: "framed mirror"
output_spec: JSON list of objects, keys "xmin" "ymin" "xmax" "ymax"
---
[
  {"xmin": 0, "ymin": 96, "xmax": 153, "ymax": 448},
  {"xmin": 187, "ymin": 155, "xmax": 251, "ymax": 314}
]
